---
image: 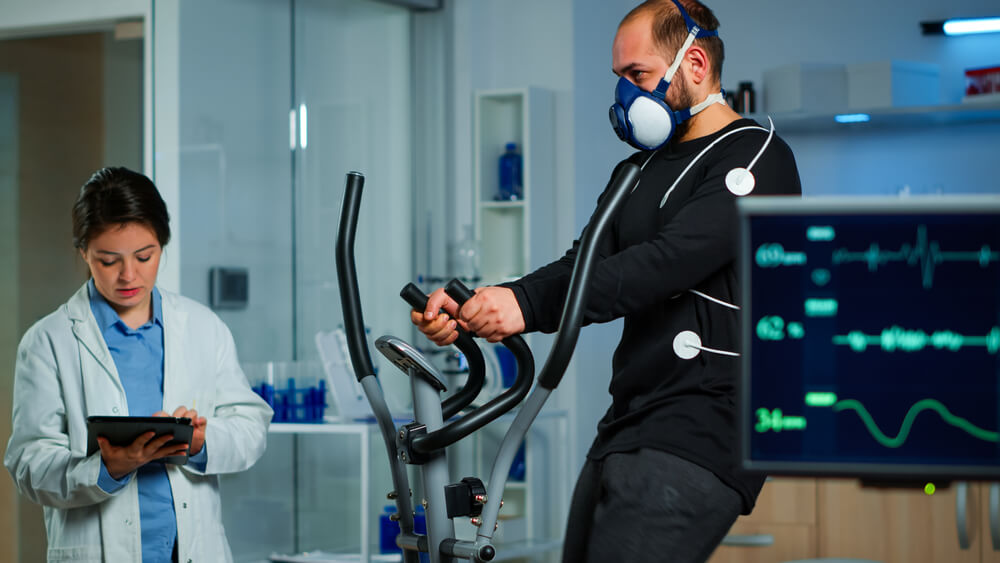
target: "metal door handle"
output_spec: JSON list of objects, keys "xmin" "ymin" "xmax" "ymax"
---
[
  {"xmin": 720, "ymin": 534, "xmax": 775, "ymax": 547},
  {"xmin": 956, "ymin": 481, "xmax": 971, "ymax": 549}
]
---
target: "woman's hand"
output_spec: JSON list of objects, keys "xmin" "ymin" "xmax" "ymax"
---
[
  {"xmin": 98, "ymin": 431, "xmax": 189, "ymax": 480},
  {"xmin": 164, "ymin": 406, "xmax": 207, "ymax": 456}
]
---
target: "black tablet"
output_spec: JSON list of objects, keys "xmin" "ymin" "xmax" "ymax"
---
[{"xmin": 86, "ymin": 415, "xmax": 194, "ymax": 465}]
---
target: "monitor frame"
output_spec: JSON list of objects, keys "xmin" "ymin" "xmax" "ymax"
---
[{"xmin": 738, "ymin": 196, "xmax": 1000, "ymax": 481}]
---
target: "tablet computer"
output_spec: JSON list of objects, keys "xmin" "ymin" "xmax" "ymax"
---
[{"xmin": 86, "ymin": 415, "xmax": 194, "ymax": 465}]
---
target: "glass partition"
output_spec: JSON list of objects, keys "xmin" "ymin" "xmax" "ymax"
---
[{"xmin": 159, "ymin": 0, "xmax": 413, "ymax": 558}]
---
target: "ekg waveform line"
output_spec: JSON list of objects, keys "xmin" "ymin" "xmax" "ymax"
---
[
  {"xmin": 832, "ymin": 398, "xmax": 999, "ymax": 448},
  {"xmin": 833, "ymin": 326, "xmax": 1000, "ymax": 354},
  {"xmin": 831, "ymin": 224, "xmax": 999, "ymax": 289}
]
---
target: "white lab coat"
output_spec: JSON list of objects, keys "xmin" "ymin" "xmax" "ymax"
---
[{"xmin": 5, "ymin": 283, "xmax": 274, "ymax": 562}]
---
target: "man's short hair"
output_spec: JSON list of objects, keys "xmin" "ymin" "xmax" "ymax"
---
[{"xmin": 622, "ymin": 0, "xmax": 725, "ymax": 85}]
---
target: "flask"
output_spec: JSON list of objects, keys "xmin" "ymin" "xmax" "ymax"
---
[
  {"xmin": 497, "ymin": 142, "xmax": 523, "ymax": 201},
  {"xmin": 449, "ymin": 224, "xmax": 481, "ymax": 285}
]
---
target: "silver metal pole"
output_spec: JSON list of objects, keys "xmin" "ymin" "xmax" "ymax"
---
[
  {"xmin": 410, "ymin": 369, "xmax": 456, "ymax": 563},
  {"xmin": 477, "ymin": 387, "xmax": 552, "ymax": 545}
]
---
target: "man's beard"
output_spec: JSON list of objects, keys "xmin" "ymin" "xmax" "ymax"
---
[{"xmin": 670, "ymin": 67, "xmax": 697, "ymax": 142}]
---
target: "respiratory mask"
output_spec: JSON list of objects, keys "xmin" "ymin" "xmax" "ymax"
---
[{"xmin": 609, "ymin": 0, "xmax": 724, "ymax": 151}]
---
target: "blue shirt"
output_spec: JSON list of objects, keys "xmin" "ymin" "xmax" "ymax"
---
[{"xmin": 89, "ymin": 280, "xmax": 205, "ymax": 563}]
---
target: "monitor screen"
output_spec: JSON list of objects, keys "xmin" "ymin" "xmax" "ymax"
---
[{"xmin": 738, "ymin": 197, "xmax": 1000, "ymax": 480}]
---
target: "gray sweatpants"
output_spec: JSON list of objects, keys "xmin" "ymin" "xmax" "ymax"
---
[{"xmin": 561, "ymin": 448, "xmax": 742, "ymax": 563}]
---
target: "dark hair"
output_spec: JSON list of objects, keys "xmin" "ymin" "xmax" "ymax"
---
[
  {"xmin": 72, "ymin": 167, "xmax": 171, "ymax": 250},
  {"xmin": 623, "ymin": 0, "xmax": 725, "ymax": 85}
]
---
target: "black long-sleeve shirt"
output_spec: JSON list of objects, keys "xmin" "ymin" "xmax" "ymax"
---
[{"xmin": 505, "ymin": 118, "xmax": 802, "ymax": 513}]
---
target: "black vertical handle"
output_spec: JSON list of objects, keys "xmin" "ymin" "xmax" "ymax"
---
[
  {"xmin": 335, "ymin": 171, "xmax": 377, "ymax": 382},
  {"xmin": 536, "ymin": 162, "xmax": 640, "ymax": 389}
]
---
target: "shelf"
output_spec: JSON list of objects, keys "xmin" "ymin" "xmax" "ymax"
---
[
  {"xmin": 480, "ymin": 200, "xmax": 525, "ymax": 209},
  {"xmin": 746, "ymin": 101, "xmax": 1000, "ymax": 134},
  {"xmin": 266, "ymin": 539, "xmax": 561, "ymax": 563},
  {"xmin": 491, "ymin": 539, "xmax": 563, "ymax": 561},
  {"xmin": 269, "ymin": 421, "xmax": 374, "ymax": 434}
]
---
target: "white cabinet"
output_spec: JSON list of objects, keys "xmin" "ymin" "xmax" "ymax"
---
[{"xmin": 473, "ymin": 88, "xmax": 555, "ymax": 284}]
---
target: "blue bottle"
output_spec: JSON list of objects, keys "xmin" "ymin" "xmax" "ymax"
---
[
  {"xmin": 508, "ymin": 441, "xmax": 526, "ymax": 482},
  {"xmin": 380, "ymin": 504, "xmax": 430, "ymax": 562},
  {"xmin": 379, "ymin": 505, "xmax": 401, "ymax": 554},
  {"xmin": 497, "ymin": 142, "xmax": 523, "ymax": 201}
]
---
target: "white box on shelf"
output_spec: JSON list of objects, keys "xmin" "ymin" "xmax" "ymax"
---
[
  {"xmin": 763, "ymin": 63, "xmax": 847, "ymax": 113},
  {"xmin": 847, "ymin": 60, "xmax": 940, "ymax": 109}
]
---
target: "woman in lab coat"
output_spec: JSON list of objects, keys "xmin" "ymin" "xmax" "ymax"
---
[{"xmin": 4, "ymin": 167, "xmax": 273, "ymax": 563}]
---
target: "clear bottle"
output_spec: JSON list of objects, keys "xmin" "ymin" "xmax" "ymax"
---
[
  {"xmin": 449, "ymin": 224, "xmax": 481, "ymax": 285},
  {"xmin": 497, "ymin": 142, "xmax": 523, "ymax": 201}
]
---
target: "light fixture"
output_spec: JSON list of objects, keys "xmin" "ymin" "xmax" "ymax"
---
[
  {"xmin": 921, "ymin": 16, "xmax": 1000, "ymax": 36},
  {"xmin": 834, "ymin": 113, "xmax": 871, "ymax": 124}
]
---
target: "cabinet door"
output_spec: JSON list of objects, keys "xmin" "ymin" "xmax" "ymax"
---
[
  {"xmin": 708, "ymin": 478, "xmax": 817, "ymax": 563},
  {"xmin": 985, "ymin": 483, "xmax": 1000, "ymax": 563},
  {"xmin": 817, "ymin": 479, "xmax": 981, "ymax": 563}
]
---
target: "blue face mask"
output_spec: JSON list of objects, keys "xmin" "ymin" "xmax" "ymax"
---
[{"xmin": 609, "ymin": 0, "xmax": 724, "ymax": 151}]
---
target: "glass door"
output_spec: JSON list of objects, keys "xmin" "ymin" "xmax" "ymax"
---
[
  {"xmin": 157, "ymin": 0, "xmax": 414, "ymax": 559},
  {"xmin": 292, "ymin": 0, "xmax": 413, "ymax": 555}
]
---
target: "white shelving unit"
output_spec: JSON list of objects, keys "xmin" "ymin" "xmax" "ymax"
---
[
  {"xmin": 473, "ymin": 87, "xmax": 555, "ymax": 284},
  {"xmin": 266, "ymin": 421, "xmax": 377, "ymax": 563},
  {"xmin": 470, "ymin": 88, "xmax": 566, "ymax": 562}
]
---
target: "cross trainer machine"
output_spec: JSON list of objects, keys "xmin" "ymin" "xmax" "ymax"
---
[{"xmin": 334, "ymin": 163, "xmax": 639, "ymax": 563}]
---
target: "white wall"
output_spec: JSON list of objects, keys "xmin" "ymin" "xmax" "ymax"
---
[{"xmin": 444, "ymin": 0, "xmax": 576, "ymax": 253}]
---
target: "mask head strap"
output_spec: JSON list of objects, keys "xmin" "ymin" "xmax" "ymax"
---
[
  {"xmin": 652, "ymin": 0, "xmax": 720, "ymax": 99},
  {"xmin": 672, "ymin": 92, "xmax": 726, "ymax": 123}
]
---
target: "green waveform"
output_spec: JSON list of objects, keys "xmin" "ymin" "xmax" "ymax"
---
[
  {"xmin": 831, "ymin": 398, "xmax": 999, "ymax": 447},
  {"xmin": 833, "ymin": 326, "xmax": 1000, "ymax": 354},
  {"xmin": 830, "ymin": 224, "xmax": 1000, "ymax": 289}
]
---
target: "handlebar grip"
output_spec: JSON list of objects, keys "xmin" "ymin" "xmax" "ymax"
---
[
  {"xmin": 400, "ymin": 282, "xmax": 430, "ymax": 311},
  {"xmin": 445, "ymin": 279, "xmax": 476, "ymax": 305}
]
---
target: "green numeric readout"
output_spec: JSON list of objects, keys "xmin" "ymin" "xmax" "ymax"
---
[{"xmin": 755, "ymin": 408, "xmax": 807, "ymax": 433}]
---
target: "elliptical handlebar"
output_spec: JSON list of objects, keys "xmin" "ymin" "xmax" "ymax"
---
[
  {"xmin": 403, "ymin": 278, "xmax": 534, "ymax": 454},
  {"xmin": 399, "ymin": 283, "xmax": 485, "ymax": 420}
]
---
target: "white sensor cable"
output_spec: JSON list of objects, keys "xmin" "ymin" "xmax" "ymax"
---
[
  {"xmin": 687, "ymin": 289, "xmax": 740, "ymax": 310},
  {"xmin": 673, "ymin": 330, "xmax": 740, "ymax": 360}
]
